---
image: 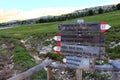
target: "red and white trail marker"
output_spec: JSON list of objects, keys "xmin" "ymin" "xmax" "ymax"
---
[
  {"xmin": 63, "ymin": 57, "xmax": 66, "ymax": 64},
  {"xmin": 53, "ymin": 46, "xmax": 61, "ymax": 54},
  {"xmin": 53, "ymin": 34, "xmax": 61, "ymax": 41},
  {"xmin": 100, "ymin": 21, "xmax": 111, "ymax": 33}
]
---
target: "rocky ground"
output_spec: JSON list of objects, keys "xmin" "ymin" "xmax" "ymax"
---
[
  {"xmin": 0, "ymin": 35, "xmax": 120, "ymax": 80},
  {"xmin": 0, "ymin": 42, "xmax": 15, "ymax": 80}
]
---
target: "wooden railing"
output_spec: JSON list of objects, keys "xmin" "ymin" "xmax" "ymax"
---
[
  {"xmin": 8, "ymin": 59, "xmax": 120, "ymax": 80},
  {"xmin": 7, "ymin": 59, "xmax": 52, "ymax": 80}
]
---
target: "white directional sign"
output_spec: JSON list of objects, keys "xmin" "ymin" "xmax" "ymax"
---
[
  {"xmin": 53, "ymin": 36, "xmax": 61, "ymax": 41},
  {"xmin": 63, "ymin": 56, "xmax": 94, "ymax": 71},
  {"xmin": 60, "ymin": 44, "xmax": 105, "ymax": 57},
  {"xmin": 53, "ymin": 46, "xmax": 61, "ymax": 54},
  {"xmin": 100, "ymin": 21, "xmax": 111, "ymax": 32}
]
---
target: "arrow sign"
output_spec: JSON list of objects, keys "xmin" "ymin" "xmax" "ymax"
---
[
  {"xmin": 53, "ymin": 46, "xmax": 61, "ymax": 54},
  {"xmin": 60, "ymin": 44, "xmax": 105, "ymax": 57},
  {"xmin": 53, "ymin": 36, "xmax": 61, "ymax": 41},
  {"xmin": 100, "ymin": 21, "xmax": 111, "ymax": 33},
  {"xmin": 53, "ymin": 34, "xmax": 61, "ymax": 41}
]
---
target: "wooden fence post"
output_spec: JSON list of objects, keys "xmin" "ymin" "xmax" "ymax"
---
[
  {"xmin": 47, "ymin": 68, "xmax": 53, "ymax": 80},
  {"xmin": 76, "ymin": 69, "xmax": 82, "ymax": 80}
]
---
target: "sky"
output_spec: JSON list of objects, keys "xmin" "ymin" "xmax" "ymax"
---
[
  {"xmin": 0, "ymin": 0, "xmax": 120, "ymax": 23},
  {"xmin": 0, "ymin": 0, "xmax": 120, "ymax": 11}
]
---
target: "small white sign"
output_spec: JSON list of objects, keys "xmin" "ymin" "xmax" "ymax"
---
[
  {"xmin": 63, "ymin": 56, "xmax": 93, "ymax": 71},
  {"xmin": 53, "ymin": 36, "xmax": 61, "ymax": 41}
]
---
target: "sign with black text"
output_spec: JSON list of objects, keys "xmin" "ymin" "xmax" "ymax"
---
[
  {"xmin": 63, "ymin": 56, "xmax": 94, "ymax": 71},
  {"xmin": 60, "ymin": 44, "xmax": 105, "ymax": 57}
]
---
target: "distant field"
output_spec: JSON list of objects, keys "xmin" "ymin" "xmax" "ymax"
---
[{"xmin": 0, "ymin": 10, "xmax": 120, "ymax": 41}]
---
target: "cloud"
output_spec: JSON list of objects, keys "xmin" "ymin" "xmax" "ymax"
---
[
  {"xmin": 0, "ymin": 0, "xmax": 120, "ymax": 23},
  {"xmin": 0, "ymin": 7, "xmax": 81, "ymax": 23}
]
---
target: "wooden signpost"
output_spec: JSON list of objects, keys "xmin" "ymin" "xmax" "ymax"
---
[{"xmin": 53, "ymin": 21, "xmax": 111, "ymax": 80}]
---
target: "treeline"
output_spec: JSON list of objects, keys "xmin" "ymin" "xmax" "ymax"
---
[
  {"xmin": 0, "ymin": 3, "xmax": 120, "ymax": 27},
  {"xmin": 36, "ymin": 3, "xmax": 120, "ymax": 23}
]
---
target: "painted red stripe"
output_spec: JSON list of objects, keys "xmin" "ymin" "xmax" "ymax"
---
[
  {"xmin": 56, "ymin": 51, "xmax": 60, "ymax": 54},
  {"xmin": 57, "ymin": 41, "xmax": 61, "ymax": 46},
  {"xmin": 64, "ymin": 62, "xmax": 66, "ymax": 65},
  {"xmin": 57, "ymin": 33, "xmax": 61, "ymax": 36},
  {"xmin": 101, "ymin": 30, "xmax": 106, "ymax": 33},
  {"xmin": 100, "ymin": 21, "xmax": 107, "ymax": 24}
]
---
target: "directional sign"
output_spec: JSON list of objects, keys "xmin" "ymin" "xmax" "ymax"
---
[
  {"xmin": 63, "ymin": 56, "xmax": 94, "ymax": 71},
  {"xmin": 53, "ymin": 34, "xmax": 61, "ymax": 41},
  {"xmin": 53, "ymin": 46, "xmax": 61, "ymax": 54},
  {"xmin": 100, "ymin": 21, "xmax": 111, "ymax": 32},
  {"xmin": 58, "ymin": 22, "xmax": 111, "ymax": 33},
  {"xmin": 58, "ymin": 22, "xmax": 100, "ymax": 32},
  {"xmin": 61, "ymin": 34, "xmax": 104, "ymax": 45},
  {"xmin": 60, "ymin": 44, "xmax": 105, "ymax": 57}
]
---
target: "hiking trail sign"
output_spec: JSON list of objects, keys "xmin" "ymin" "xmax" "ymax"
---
[{"xmin": 53, "ymin": 21, "xmax": 111, "ymax": 70}]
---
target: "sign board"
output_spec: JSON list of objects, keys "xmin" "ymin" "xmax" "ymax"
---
[
  {"xmin": 58, "ymin": 22, "xmax": 111, "ymax": 33},
  {"xmin": 53, "ymin": 21, "xmax": 111, "ymax": 57},
  {"xmin": 61, "ymin": 34, "xmax": 104, "ymax": 45},
  {"xmin": 60, "ymin": 44, "xmax": 105, "ymax": 57},
  {"xmin": 63, "ymin": 56, "xmax": 94, "ymax": 71}
]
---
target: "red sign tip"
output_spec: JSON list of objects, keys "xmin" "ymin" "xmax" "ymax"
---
[{"xmin": 100, "ymin": 21, "xmax": 107, "ymax": 24}]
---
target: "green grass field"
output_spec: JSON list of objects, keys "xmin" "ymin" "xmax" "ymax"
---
[{"xmin": 0, "ymin": 10, "xmax": 120, "ymax": 39}]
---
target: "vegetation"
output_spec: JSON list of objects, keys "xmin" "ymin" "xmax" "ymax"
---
[
  {"xmin": 98, "ymin": 8, "xmax": 104, "ymax": 14},
  {"xmin": 116, "ymin": 3, "xmax": 120, "ymax": 10},
  {"xmin": 46, "ymin": 52, "xmax": 64, "ymax": 62}
]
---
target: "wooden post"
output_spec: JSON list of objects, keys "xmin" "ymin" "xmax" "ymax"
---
[
  {"xmin": 76, "ymin": 69, "xmax": 82, "ymax": 80},
  {"xmin": 47, "ymin": 68, "xmax": 53, "ymax": 80}
]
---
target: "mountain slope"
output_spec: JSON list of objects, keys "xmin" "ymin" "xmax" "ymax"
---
[
  {"xmin": 0, "ymin": 10, "xmax": 120, "ymax": 59},
  {"xmin": 0, "ymin": 10, "xmax": 120, "ymax": 39}
]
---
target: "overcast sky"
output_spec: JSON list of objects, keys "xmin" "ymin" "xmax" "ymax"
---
[{"xmin": 0, "ymin": 0, "xmax": 120, "ymax": 10}]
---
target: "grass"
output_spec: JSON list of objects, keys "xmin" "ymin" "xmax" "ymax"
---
[{"xmin": 0, "ymin": 10, "xmax": 120, "ymax": 39}]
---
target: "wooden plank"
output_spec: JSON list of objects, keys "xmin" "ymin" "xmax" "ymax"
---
[
  {"xmin": 7, "ymin": 59, "xmax": 52, "ymax": 80},
  {"xmin": 110, "ymin": 60, "xmax": 120, "ymax": 69},
  {"xmin": 95, "ymin": 65, "xmax": 116, "ymax": 71},
  {"xmin": 60, "ymin": 44, "xmax": 105, "ymax": 57},
  {"xmin": 50, "ymin": 64, "xmax": 120, "ymax": 71},
  {"xmin": 58, "ymin": 22, "xmax": 100, "ymax": 33},
  {"xmin": 76, "ymin": 69, "xmax": 82, "ymax": 80},
  {"xmin": 61, "ymin": 34, "xmax": 104, "ymax": 44}
]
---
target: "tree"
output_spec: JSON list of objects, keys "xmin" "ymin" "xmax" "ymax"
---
[
  {"xmin": 98, "ymin": 8, "xmax": 104, "ymax": 14},
  {"xmin": 116, "ymin": 3, "xmax": 120, "ymax": 10},
  {"xmin": 88, "ymin": 10, "xmax": 94, "ymax": 16}
]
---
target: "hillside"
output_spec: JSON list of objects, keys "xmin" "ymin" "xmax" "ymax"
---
[
  {"xmin": 0, "ymin": 10, "xmax": 120, "ymax": 41},
  {"xmin": 0, "ymin": 10, "xmax": 120, "ymax": 80}
]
